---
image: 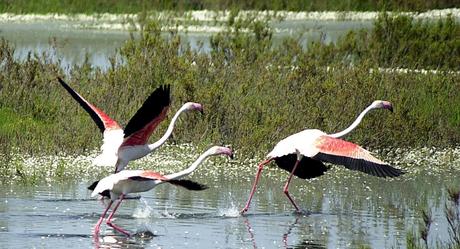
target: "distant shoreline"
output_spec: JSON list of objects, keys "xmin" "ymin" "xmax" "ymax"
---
[{"xmin": 0, "ymin": 9, "xmax": 458, "ymax": 32}]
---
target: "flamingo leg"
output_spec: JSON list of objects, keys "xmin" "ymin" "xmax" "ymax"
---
[
  {"xmin": 283, "ymin": 159, "xmax": 301, "ymax": 212},
  {"xmin": 94, "ymin": 200, "xmax": 113, "ymax": 236},
  {"xmin": 240, "ymin": 158, "xmax": 272, "ymax": 214},
  {"xmin": 106, "ymin": 194, "xmax": 131, "ymax": 236}
]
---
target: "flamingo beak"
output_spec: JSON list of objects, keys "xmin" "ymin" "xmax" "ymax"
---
[
  {"xmin": 229, "ymin": 153, "xmax": 234, "ymax": 160},
  {"xmin": 196, "ymin": 104, "xmax": 204, "ymax": 115},
  {"xmin": 386, "ymin": 104, "xmax": 394, "ymax": 112},
  {"xmin": 382, "ymin": 101, "xmax": 393, "ymax": 112}
]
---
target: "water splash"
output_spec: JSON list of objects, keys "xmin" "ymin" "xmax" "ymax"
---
[
  {"xmin": 132, "ymin": 197, "xmax": 153, "ymax": 219},
  {"xmin": 217, "ymin": 193, "xmax": 240, "ymax": 218}
]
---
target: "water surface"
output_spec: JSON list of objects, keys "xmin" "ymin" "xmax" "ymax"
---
[
  {"xmin": 0, "ymin": 19, "xmax": 372, "ymax": 70},
  {"xmin": 0, "ymin": 146, "xmax": 459, "ymax": 248}
]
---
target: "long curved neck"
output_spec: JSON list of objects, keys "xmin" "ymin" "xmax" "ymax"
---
[
  {"xmin": 328, "ymin": 104, "xmax": 375, "ymax": 138},
  {"xmin": 165, "ymin": 150, "xmax": 212, "ymax": 180},
  {"xmin": 148, "ymin": 105, "xmax": 187, "ymax": 151}
]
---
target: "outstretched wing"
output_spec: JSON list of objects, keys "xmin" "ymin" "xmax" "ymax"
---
[
  {"xmin": 312, "ymin": 135, "xmax": 404, "ymax": 178},
  {"xmin": 121, "ymin": 85, "xmax": 171, "ymax": 147},
  {"xmin": 129, "ymin": 171, "xmax": 207, "ymax": 191},
  {"xmin": 57, "ymin": 77, "xmax": 121, "ymax": 132}
]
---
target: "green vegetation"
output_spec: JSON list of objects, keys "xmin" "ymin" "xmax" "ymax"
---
[
  {"xmin": 0, "ymin": 0, "xmax": 457, "ymax": 13},
  {"xmin": 0, "ymin": 14, "xmax": 459, "ymax": 159},
  {"xmin": 312, "ymin": 13, "xmax": 460, "ymax": 70}
]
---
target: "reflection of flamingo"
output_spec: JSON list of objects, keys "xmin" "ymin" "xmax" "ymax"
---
[
  {"xmin": 57, "ymin": 77, "xmax": 203, "ymax": 172},
  {"xmin": 282, "ymin": 217, "xmax": 300, "ymax": 248},
  {"xmin": 243, "ymin": 218, "xmax": 257, "ymax": 249},
  {"xmin": 241, "ymin": 100, "xmax": 404, "ymax": 214},
  {"xmin": 89, "ymin": 146, "xmax": 233, "ymax": 236}
]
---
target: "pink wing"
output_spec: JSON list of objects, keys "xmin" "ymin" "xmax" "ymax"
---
[
  {"xmin": 121, "ymin": 106, "xmax": 169, "ymax": 146},
  {"xmin": 120, "ymin": 85, "xmax": 171, "ymax": 147},
  {"xmin": 312, "ymin": 135, "xmax": 403, "ymax": 177},
  {"xmin": 134, "ymin": 170, "xmax": 169, "ymax": 181},
  {"xmin": 57, "ymin": 77, "xmax": 120, "ymax": 131}
]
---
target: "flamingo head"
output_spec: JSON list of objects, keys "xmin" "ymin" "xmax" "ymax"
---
[
  {"xmin": 371, "ymin": 100, "xmax": 393, "ymax": 112},
  {"xmin": 183, "ymin": 102, "xmax": 204, "ymax": 114},
  {"xmin": 208, "ymin": 146, "xmax": 234, "ymax": 159}
]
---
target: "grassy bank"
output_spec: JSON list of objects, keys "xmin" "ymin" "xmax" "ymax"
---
[
  {"xmin": 0, "ymin": 14, "xmax": 459, "ymax": 158},
  {"xmin": 0, "ymin": 0, "xmax": 458, "ymax": 13}
]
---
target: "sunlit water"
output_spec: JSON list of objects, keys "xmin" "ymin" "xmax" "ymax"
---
[{"xmin": 1, "ymin": 144, "xmax": 459, "ymax": 248}]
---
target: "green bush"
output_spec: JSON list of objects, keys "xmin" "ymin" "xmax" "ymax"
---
[{"xmin": 307, "ymin": 14, "xmax": 460, "ymax": 70}]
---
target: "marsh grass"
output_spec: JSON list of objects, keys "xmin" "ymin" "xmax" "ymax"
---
[{"xmin": 0, "ymin": 14, "xmax": 459, "ymax": 160}]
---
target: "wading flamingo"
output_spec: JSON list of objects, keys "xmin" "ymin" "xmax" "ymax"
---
[
  {"xmin": 240, "ymin": 100, "xmax": 404, "ymax": 214},
  {"xmin": 57, "ymin": 77, "xmax": 203, "ymax": 172},
  {"xmin": 88, "ymin": 146, "xmax": 233, "ymax": 236}
]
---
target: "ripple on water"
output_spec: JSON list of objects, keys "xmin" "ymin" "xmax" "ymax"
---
[{"xmin": 1, "ymin": 144, "xmax": 460, "ymax": 248}]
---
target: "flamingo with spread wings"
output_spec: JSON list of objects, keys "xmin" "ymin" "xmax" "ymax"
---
[
  {"xmin": 57, "ymin": 77, "xmax": 203, "ymax": 172},
  {"xmin": 240, "ymin": 100, "xmax": 404, "ymax": 214},
  {"xmin": 88, "ymin": 146, "xmax": 233, "ymax": 236}
]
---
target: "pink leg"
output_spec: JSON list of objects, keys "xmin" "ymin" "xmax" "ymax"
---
[
  {"xmin": 106, "ymin": 194, "xmax": 131, "ymax": 236},
  {"xmin": 94, "ymin": 200, "xmax": 113, "ymax": 236},
  {"xmin": 240, "ymin": 159, "xmax": 272, "ymax": 214},
  {"xmin": 283, "ymin": 159, "xmax": 301, "ymax": 212}
]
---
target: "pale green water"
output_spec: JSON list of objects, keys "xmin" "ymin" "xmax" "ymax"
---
[
  {"xmin": 0, "ymin": 19, "xmax": 371, "ymax": 70},
  {"xmin": 0, "ymin": 145, "xmax": 459, "ymax": 248}
]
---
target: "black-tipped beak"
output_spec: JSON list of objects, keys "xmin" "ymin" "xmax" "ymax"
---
[
  {"xmin": 388, "ymin": 105, "xmax": 394, "ymax": 113},
  {"xmin": 200, "ymin": 109, "xmax": 204, "ymax": 115},
  {"xmin": 229, "ymin": 153, "xmax": 234, "ymax": 160}
]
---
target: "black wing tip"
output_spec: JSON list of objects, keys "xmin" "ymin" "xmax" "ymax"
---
[
  {"xmin": 56, "ymin": 76, "xmax": 65, "ymax": 84},
  {"xmin": 123, "ymin": 84, "xmax": 172, "ymax": 138},
  {"xmin": 87, "ymin": 180, "xmax": 99, "ymax": 191},
  {"xmin": 156, "ymin": 84, "xmax": 171, "ymax": 105},
  {"xmin": 168, "ymin": 179, "xmax": 208, "ymax": 191},
  {"xmin": 87, "ymin": 180, "xmax": 111, "ymax": 198}
]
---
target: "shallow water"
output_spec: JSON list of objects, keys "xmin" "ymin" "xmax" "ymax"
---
[
  {"xmin": 1, "ymin": 145, "xmax": 459, "ymax": 248},
  {"xmin": 0, "ymin": 19, "xmax": 371, "ymax": 70}
]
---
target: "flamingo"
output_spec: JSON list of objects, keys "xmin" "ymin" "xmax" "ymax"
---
[
  {"xmin": 88, "ymin": 146, "xmax": 233, "ymax": 236},
  {"xmin": 57, "ymin": 77, "xmax": 203, "ymax": 172},
  {"xmin": 240, "ymin": 100, "xmax": 404, "ymax": 214}
]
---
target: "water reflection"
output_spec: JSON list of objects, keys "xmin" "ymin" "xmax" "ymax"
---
[{"xmin": 94, "ymin": 230, "xmax": 155, "ymax": 249}]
